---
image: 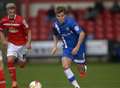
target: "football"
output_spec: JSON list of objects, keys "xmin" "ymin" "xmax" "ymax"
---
[{"xmin": 29, "ymin": 80, "xmax": 42, "ymax": 88}]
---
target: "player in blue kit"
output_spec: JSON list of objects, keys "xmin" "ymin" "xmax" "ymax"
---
[{"xmin": 51, "ymin": 6, "xmax": 87, "ymax": 88}]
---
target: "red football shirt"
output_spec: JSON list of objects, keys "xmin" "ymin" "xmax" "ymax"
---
[{"xmin": 0, "ymin": 15, "xmax": 29, "ymax": 45}]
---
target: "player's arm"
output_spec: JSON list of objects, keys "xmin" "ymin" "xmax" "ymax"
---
[
  {"xmin": 22, "ymin": 18, "xmax": 31, "ymax": 49},
  {"xmin": 69, "ymin": 17, "xmax": 85, "ymax": 55},
  {"xmin": 72, "ymin": 26, "xmax": 85, "ymax": 55},
  {"xmin": 53, "ymin": 35, "xmax": 59, "ymax": 47},
  {"xmin": 0, "ymin": 21, "xmax": 8, "ymax": 46},
  {"xmin": 26, "ymin": 29, "xmax": 31, "ymax": 49},
  {"xmin": 51, "ymin": 35, "xmax": 59, "ymax": 55},
  {"xmin": 0, "ymin": 31, "xmax": 8, "ymax": 46},
  {"xmin": 77, "ymin": 31, "xmax": 85, "ymax": 48},
  {"xmin": 51, "ymin": 27, "xmax": 59, "ymax": 55}
]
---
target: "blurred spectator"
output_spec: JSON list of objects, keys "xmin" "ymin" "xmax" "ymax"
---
[
  {"xmin": 47, "ymin": 5, "xmax": 55, "ymax": 21},
  {"xmin": 84, "ymin": 7, "xmax": 97, "ymax": 21},
  {"xmin": 66, "ymin": 6, "xmax": 75, "ymax": 18},
  {"xmin": 66, "ymin": 6, "xmax": 78, "ymax": 20},
  {"xmin": 94, "ymin": 0, "xmax": 105, "ymax": 13},
  {"xmin": 111, "ymin": 0, "xmax": 120, "ymax": 14},
  {"xmin": 0, "ymin": 2, "xmax": 6, "ymax": 18}
]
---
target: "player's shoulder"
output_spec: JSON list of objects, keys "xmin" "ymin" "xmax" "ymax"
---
[
  {"xmin": 15, "ymin": 15, "xmax": 27, "ymax": 24},
  {"xmin": 1, "ymin": 16, "xmax": 9, "ymax": 22},
  {"xmin": 66, "ymin": 16, "xmax": 76, "ymax": 23},
  {"xmin": 16, "ymin": 15, "xmax": 24, "ymax": 20}
]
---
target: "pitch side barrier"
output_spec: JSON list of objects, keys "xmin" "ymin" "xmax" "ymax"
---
[{"xmin": 27, "ymin": 40, "xmax": 109, "ymax": 58}]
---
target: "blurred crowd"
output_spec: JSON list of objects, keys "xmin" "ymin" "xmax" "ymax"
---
[{"xmin": 47, "ymin": 0, "xmax": 120, "ymax": 21}]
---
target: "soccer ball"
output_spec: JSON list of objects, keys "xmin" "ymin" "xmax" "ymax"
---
[{"xmin": 29, "ymin": 80, "xmax": 42, "ymax": 88}]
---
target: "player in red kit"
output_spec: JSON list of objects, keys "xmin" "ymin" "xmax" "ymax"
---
[{"xmin": 0, "ymin": 3, "xmax": 31, "ymax": 88}]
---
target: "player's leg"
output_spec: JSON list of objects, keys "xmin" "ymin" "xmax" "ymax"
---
[
  {"xmin": 18, "ymin": 55, "xmax": 27, "ymax": 68},
  {"xmin": 17, "ymin": 46, "xmax": 27, "ymax": 68},
  {"xmin": 7, "ymin": 43, "xmax": 18, "ymax": 88},
  {"xmin": 62, "ymin": 57, "xmax": 80, "ymax": 88},
  {"xmin": 77, "ymin": 63, "xmax": 87, "ymax": 78},
  {"xmin": 74, "ymin": 52, "xmax": 87, "ymax": 78},
  {"xmin": 7, "ymin": 56, "xmax": 18, "ymax": 88},
  {"xmin": 0, "ymin": 55, "xmax": 6, "ymax": 88}
]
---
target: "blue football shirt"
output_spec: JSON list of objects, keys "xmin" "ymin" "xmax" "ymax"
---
[{"xmin": 53, "ymin": 16, "xmax": 85, "ymax": 49}]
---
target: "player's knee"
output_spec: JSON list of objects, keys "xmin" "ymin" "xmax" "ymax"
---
[
  {"xmin": 62, "ymin": 63, "xmax": 70, "ymax": 69},
  {"xmin": 62, "ymin": 57, "xmax": 71, "ymax": 69},
  {"xmin": 7, "ymin": 56, "xmax": 14, "ymax": 67},
  {"xmin": 7, "ymin": 56, "xmax": 14, "ymax": 62}
]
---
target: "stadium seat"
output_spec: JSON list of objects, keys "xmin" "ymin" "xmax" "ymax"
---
[
  {"xmin": 105, "ymin": 26, "xmax": 113, "ymax": 32},
  {"xmin": 85, "ymin": 21, "xmax": 95, "ymax": 33},
  {"xmin": 28, "ymin": 7, "xmax": 119, "ymax": 41},
  {"xmin": 95, "ymin": 26, "xmax": 104, "ymax": 32},
  {"xmin": 96, "ymin": 19, "xmax": 103, "ymax": 26},
  {"xmin": 105, "ymin": 31, "xmax": 114, "ymax": 40},
  {"xmin": 39, "ymin": 34, "xmax": 49, "ymax": 40},
  {"xmin": 28, "ymin": 17, "xmax": 40, "ymax": 40},
  {"xmin": 78, "ymin": 20, "xmax": 86, "ymax": 28},
  {"xmin": 95, "ymin": 32, "xmax": 104, "ymax": 39}
]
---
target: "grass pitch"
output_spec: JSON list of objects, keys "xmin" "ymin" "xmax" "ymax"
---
[{"xmin": 4, "ymin": 62, "xmax": 120, "ymax": 88}]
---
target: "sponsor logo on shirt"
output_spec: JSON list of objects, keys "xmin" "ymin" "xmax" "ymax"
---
[
  {"xmin": 3, "ymin": 23, "xmax": 20, "ymax": 27},
  {"xmin": 9, "ymin": 27, "xmax": 18, "ymax": 33}
]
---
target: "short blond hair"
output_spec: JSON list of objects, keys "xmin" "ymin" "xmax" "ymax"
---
[{"xmin": 6, "ymin": 3, "xmax": 16, "ymax": 9}]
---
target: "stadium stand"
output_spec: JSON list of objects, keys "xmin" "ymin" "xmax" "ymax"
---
[
  {"xmin": 23, "ymin": 0, "xmax": 119, "ymax": 41},
  {"xmin": 28, "ymin": 8, "xmax": 119, "ymax": 41}
]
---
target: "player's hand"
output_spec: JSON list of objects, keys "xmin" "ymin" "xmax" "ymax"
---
[
  {"xmin": 25, "ymin": 42, "xmax": 31, "ymax": 49},
  {"xmin": 72, "ymin": 47, "xmax": 79, "ymax": 55},
  {"xmin": 51, "ymin": 47, "xmax": 57, "ymax": 55}
]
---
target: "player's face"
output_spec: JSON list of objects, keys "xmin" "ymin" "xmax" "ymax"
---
[
  {"xmin": 56, "ymin": 12, "xmax": 65, "ymax": 23},
  {"xmin": 7, "ymin": 8, "xmax": 16, "ymax": 19}
]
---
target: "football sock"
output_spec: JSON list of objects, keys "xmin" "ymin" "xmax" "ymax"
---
[
  {"xmin": 0, "ymin": 68, "xmax": 6, "ymax": 88},
  {"xmin": 64, "ymin": 68, "xmax": 80, "ymax": 87},
  {"xmin": 8, "ymin": 60, "xmax": 16, "ymax": 81}
]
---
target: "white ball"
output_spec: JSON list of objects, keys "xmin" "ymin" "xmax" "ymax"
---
[{"xmin": 29, "ymin": 80, "xmax": 42, "ymax": 88}]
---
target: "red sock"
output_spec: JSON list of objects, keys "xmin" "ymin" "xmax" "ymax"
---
[
  {"xmin": 8, "ymin": 61, "xmax": 16, "ymax": 81},
  {"xmin": 80, "ymin": 71, "xmax": 86, "ymax": 78},
  {"xmin": 0, "ymin": 68, "xmax": 6, "ymax": 88},
  {"xmin": 79, "ymin": 64, "xmax": 87, "ymax": 78}
]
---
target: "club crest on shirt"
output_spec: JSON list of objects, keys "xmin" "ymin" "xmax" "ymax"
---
[{"xmin": 66, "ymin": 27, "xmax": 70, "ymax": 31}]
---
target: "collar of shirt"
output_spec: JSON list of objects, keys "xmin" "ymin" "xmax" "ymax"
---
[{"xmin": 8, "ymin": 14, "xmax": 16, "ymax": 20}]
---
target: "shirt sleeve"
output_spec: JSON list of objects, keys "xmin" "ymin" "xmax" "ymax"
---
[
  {"xmin": 70, "ymin": 17, "xmax": 83, "ymax": 34},
  {"xmin": 53, "ymin": 27, "xmax": 58, "ymax": 36},
  {"xmin": 52, "ymin": 23, "xmax": 61, "ymax": 39},
  {"xmin": 73, "ymin": 25, "xmax": 83, "ymax": 34}
]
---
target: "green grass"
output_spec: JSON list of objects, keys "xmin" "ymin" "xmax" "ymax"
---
[{"xmin": 4, "ymin": 62, "xmax": 120, "ymax": 88}]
